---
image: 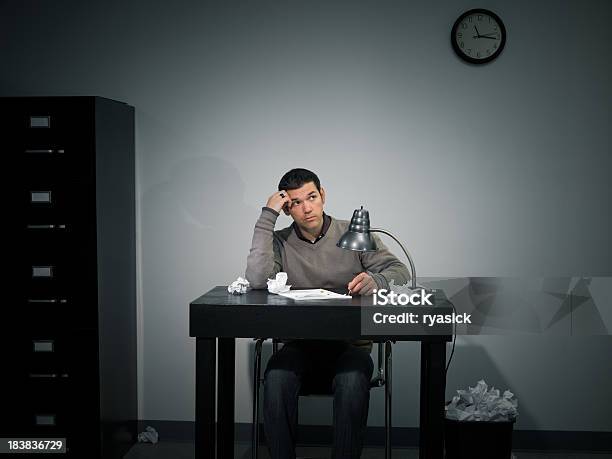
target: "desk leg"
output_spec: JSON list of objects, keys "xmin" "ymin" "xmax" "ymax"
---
[
  {"xmin": 196, "ymin": 338, "xmax": 216, "ymax": 459},
  {"xmin": 419, "ymin": 342, "xmax": 446, "ymax": 459},
  {"xmin": 218, "ymin": 338, "xmax": 235, "ymax": 459}
]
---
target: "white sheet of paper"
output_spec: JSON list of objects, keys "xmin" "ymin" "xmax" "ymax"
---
[{"xmin": 277, "ymin": 289, "xmax": 352, "ymax": 300}]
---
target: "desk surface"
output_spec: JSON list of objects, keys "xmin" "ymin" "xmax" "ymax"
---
[{"xmin": 190, "ymin": 286, "xmax": 453, "ymax": 341}]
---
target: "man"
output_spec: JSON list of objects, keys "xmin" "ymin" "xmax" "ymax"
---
[{"xmin": 245, "ymin": 168, "xmax": 410, "ymax": 459}]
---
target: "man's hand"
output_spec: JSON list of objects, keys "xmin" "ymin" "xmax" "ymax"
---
[
  {"xmin": 348, "ymin": 272, "xmax": 377, "ymax": 296},
  {"xmin": 266, "ymin": 190, "xmax": 292, "ymax": 213}
]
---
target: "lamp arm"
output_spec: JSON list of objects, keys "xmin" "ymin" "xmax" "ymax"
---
[{"xmin": 370, "ymin": 228, "xmax": 417, "ymax": 289}]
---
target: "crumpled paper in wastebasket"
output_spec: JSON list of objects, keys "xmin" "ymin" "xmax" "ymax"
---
[{"xmin": 445, "ymin": 379, "xmax": 518, "ymax": 422}]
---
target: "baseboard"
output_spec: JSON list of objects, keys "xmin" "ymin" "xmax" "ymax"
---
[
  {"xmin": 138, "ymin": 420, "xmax": 612, "ymax": 452},
  {"xmin": 512, "ymin": 429, "xmax": 612, "ymax": 451}
]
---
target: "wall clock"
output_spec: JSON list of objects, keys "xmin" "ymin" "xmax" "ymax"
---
[{"xmin": 451, "ymin": 9, "xmax": 506, "ymax": 64}]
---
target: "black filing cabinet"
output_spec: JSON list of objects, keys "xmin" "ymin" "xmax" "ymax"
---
[{"xmin": 1, "ymin": 97, "xmax": 137, "ymax": 458}]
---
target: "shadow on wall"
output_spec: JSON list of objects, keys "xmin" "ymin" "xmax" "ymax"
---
[
  {"xmin": 138, "ymin": 110, "xmax": 251, "ymax": 417},
  {"xmin": 139, "ymin": 108, "xmax": 250, "ymax": 303}
]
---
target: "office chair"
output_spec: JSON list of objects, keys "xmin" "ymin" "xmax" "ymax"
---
[{"xmin": 252, "ymin": 339, "xmax": 392, "ymax": 459}]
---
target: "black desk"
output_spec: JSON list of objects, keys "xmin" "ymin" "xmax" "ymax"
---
[{"xmin": 190, "ymin": 286, "xmax": 453, "ymax": 459}]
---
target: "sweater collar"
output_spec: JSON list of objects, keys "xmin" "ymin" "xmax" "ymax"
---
[{"xmin": 292, "ymin": 213, "xmax": 332, "ymax": 244}]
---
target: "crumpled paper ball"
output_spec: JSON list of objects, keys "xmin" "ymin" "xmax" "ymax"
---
[
  {"xmin": 445, "ymin": 379, "xmax": 518, "ymax": 422},
  {"xmin": 267, "ymin": 272, "xmax": 291, "ymax": 294},
  {"xmin": 228, "ymin": 276, "xmax": 250, "ymax": 294},
  {"xmin": 137, "ymin": 426, "xmax": 159, "ymax": 444}
]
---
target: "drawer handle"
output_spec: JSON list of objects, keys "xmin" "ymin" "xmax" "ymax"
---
[
  {"xmin": 27, "ymin": 224, "xmax": 67, "ymax": 230},
  {"xmin": 29, "ymin": 373, "xmax": 58, "ymax": 379},
  {"xmin": 25, "ymin": 149, "xmax": 54, "ymax": 154},
  {"xmin": 28, "ymin": 298, "xmax": 64, "ymax": 304},
  {"xmin": 35, "ymin": 414, "xmax": 56, "ymax": 426},
  {"xmin": 28, "ymin": 298, "xmax": 67, "ymax": 304},
  {"xmin": 30, "ymin": 191, "xmax": 52, "ymax": 204},
  {"xmin": 29, "ymin": 116, "xmax": 51, "ymax": 128},
  {"xmin": 33, "ymin": 340, "xmax": 55, "ymax": 353}
]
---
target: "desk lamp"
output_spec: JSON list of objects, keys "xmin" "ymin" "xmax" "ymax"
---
[{"xmin": 337, "ymin": 206, "xmax": 417, "ymax": 289}]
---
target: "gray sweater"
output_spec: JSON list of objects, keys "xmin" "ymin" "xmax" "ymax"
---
[
  {"xmin": 245, "ymin": 208, "xmax": 411, "ymax": 350},
  {"xmin": 245, "ymin": 208, "xmax": 410, "ymax": 291}
]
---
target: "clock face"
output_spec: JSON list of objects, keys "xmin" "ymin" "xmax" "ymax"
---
[{"xmin": 451, "ymin": 9, "xmax": 506, "ymax": 64}]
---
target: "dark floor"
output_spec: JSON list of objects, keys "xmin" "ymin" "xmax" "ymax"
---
[{"xmin": 124, "ymin": 442, "xmax": 612, "ymax": 459}]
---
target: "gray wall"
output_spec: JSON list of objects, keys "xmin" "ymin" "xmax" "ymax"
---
[{"xmin": 2, "ymin": 0, "xmax": 611, "ymax": 431}]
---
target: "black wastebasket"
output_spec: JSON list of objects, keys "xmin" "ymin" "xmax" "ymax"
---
[{"xmin": 444, "ymin": 418, "xmax": 515, "ymax": 459}]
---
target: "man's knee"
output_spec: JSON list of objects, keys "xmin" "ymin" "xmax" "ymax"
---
[
  {"xmin": 334, "ymin": 347, "xmax": 373, "ymax": 396},
  {"xmin": 264, "ymin": 368, "xmax": 300, "ymax": 401},
  {"xmin": 263, "ymin": 368, "xmax": 300, "ymax": 419},
  {"xmin": 334, "ymin": 370, "xmax": 370, "ymax": 397},
  {"xmin": 265, "ymin": 367, "xmax": 297, "ymax": 388}
]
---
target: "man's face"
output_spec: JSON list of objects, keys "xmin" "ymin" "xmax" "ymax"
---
[{"xmin": 284, "ymin": 182, "xmax": 326, "ymax": 234}]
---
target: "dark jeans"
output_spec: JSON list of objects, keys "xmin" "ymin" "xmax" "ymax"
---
[{"xmin": 263, "ymin": 340, "xmax": 374, "ymax": 459}]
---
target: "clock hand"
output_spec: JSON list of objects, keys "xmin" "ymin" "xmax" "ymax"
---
[
  {"xmin": 474, "ymin": 25, "xmax": 481, "ymax": 38},
  {"xmin": 480, "ymin": 33, "xmax": 498, "ymax": 38},
  {"xmin": 479, "ymin": 35, "xmax": 497, "ymax": 40}
]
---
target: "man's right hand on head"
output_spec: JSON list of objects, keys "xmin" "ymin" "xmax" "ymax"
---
[{"xmin": 266, "ymin": 190, "xmax": 292, "ymax": 214}]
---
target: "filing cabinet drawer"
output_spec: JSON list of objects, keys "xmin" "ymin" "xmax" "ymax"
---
[
  {"xmin": 3, "ymin": 99, "xmax": 96, "ymax": 180},
  {"xmin": 20, "ymin": 246, "xmax": 96, "ymax": 285},
  {"xmin": 23, "ymin": 223, "xmax": 95, "ymax": 255},
  {"xmin": 16, "ymin": 229, "xmax": 98, "ymax": 329},
  {"xmin": 22, "ymin": 226, "xmax": 95, "ymax": 270},
  {"xmin": 16, "ymin": 144, "xmax": 96, "ymax": 182},
  {"xmin": 19, "ymin": 263, "xmax": 96, "ymax": 293},
  {"xmin": 2, "ymin": 332, "xmax": 99, "ymax": 375},
  {"xmin": 16, "ymin": 259, "xmax": 98, "ymax": 319},
  {"xmin": 0, "ymin": 377, "xmax": 99, "ymax": 447},
  {"xmin": 12, "ymin": 297, "xmax": 99, "ymax": 331},
  {"xmin": 22, "ymin": 182, "xmax": 95, "ymax": 225},
  {"xmin": 0, "ymin": 332, "xmax": 100, "ymax": 435},
  {"xmin": 4, "ymin": 97, "xmax": 95, "ymax": 134},
  {"xmin": 10, "ymin": 378, "xmax": 99, "ymax": 422},
  {"xmin": 23, "ymin": 218, "xmax": 95, "ymax": 257}
]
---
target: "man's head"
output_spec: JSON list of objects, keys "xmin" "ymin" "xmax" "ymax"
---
[{"xmin": 278, "ymin": 168, "xmax": 326, "ymax": 236}]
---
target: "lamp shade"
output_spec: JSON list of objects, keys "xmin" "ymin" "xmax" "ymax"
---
[{"xmin": 336, "ymin": 206, "xmax": 378, "ymax": 252}]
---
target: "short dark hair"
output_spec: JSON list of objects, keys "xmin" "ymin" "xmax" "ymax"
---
[{"xmin": 278, "ymin": 168, "xmax": 321, "ymax": 192}]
